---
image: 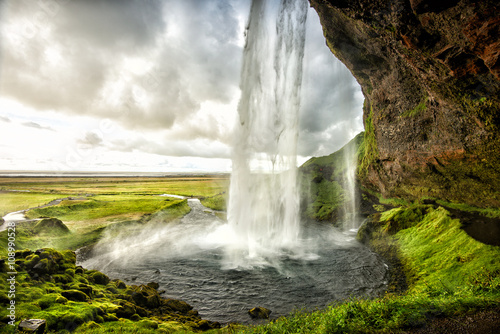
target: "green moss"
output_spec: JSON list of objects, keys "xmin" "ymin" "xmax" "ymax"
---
[
  {"xmin": 395, "ymin": 206, "xmax": 500, "ymax": 294},
  {"xmin": 358, "ymin": 106, "xmax": 379, "ymax": 179},
  {"xmin": 401, "ymin": 101, "xmax": 427, "ymax": 117}
]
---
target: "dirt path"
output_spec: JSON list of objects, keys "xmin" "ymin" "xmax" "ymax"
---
[{"xmin": 403, "ymin": 307, "xmax": 500, "ymax": 333}]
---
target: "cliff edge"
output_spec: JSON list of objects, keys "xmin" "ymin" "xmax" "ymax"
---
[{"xmin": 310, "ymin": 0, "xmax": 500, "ymax": 207}]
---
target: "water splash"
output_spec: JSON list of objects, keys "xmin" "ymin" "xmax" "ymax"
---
[{"xmin": 226, "ymin": 0, "xmax": 308, "ymax": 267}]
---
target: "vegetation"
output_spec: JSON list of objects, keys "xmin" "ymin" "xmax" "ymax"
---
[
  {"xmin": 358, "ymin": 106, "xmax": 379, "ymax": 179},
  {"xmin": 2, "ymin": 175, "xmax": 499, "ymax": 333},
  {"xmin": 201, "ymin": 193, "xmax": 227, "ymax": 211},
  {"xmin": 0, "ymin": 192, "xmax": 67, "ymax": 216},
  {"xmin": 299, "ymin": 133, "xmax": 363, "ymax": 222},
  {"xmin": 0, "ymin": 248, "xmax": 219, "ymax": 333}
]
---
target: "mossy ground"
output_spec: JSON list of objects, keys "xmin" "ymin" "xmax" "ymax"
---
[{"xmin": 0, "ymin": 248, "xmax": 219, "ymax": 333}]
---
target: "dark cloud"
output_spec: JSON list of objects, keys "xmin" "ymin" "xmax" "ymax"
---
[
  {"xmin": 0, "ymin": 0, "xmax": 244, "ymax": 131},
  {"xmin": 298, "ymin": 10, "xmax": 364, "ymax": 156},
  {"xmin": 0, "ymin": 0, "xmax": 365, "ymax": 166},
  {"xmin": 0, "ymin": 115, "xmax": 10, "ymax": 122}
]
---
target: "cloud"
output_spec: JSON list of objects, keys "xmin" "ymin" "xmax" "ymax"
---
[
  {"xmin": 0, "ymin": 0, "xmax": 244, "ymax": 133},
  {"xmin": 0, "ymin": 0, "xmax": 365, "ymax": 172},
  {"xmin": 77, "ymin": 131, "xmax": 104, "ymax": 148},
  {"xmin": 22, "ymin": 121, "xmax": 54, "ymax": 131},
  {"xmin": 111, "ymin": 135, "xmax": 231, "ymax": 159},
  {"xmin": 297, "ymin": 10, "xmax": 364, "ymax": 156}
]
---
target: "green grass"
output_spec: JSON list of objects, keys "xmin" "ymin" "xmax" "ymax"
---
[
  {"xmin": 26, "ymin": 196, "xmax": 182, "ymax": 222},
  {"xmin": 392, "ymin": 206, "xmax": 500, "ymax": 294},
  {"xmin": 0, "ymin": 176, "xmax": 229, "ymax": 198},
  {"xmin": 201, "ymin": 193, "xmax": 227, "ymax": 211},
  {"xmin": 0, "ymin": 192, "xmax": 67, "ymax": 216}
]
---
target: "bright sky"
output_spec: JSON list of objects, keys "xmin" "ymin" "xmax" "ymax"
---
[{"xmin": 0, "ymin": 0, "xmax": 363, "ymax": 173}]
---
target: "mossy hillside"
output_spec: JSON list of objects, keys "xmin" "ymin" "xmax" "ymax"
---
[
  {"xmin": 299, "ymin": 133, "xmax": 363, "ymax": 221},
  {"xmin": 0, "ymin": 248, "xmax": 219, "ymax": 333},
  {"xmin": 386, "ymin": 206, "xmax": 500, "ymax": 295},
  {"xmin": 357, "ymin": 105, "xmax": 378, "ymax": 180}
]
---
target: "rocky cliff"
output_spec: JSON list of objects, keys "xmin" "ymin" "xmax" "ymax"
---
[{"xmin": 310, "ymin": 0, "xmax": 500, "ymax": 207}]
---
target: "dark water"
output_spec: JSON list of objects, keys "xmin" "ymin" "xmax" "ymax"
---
[{"xmin": 79, "ymin": 200, "xmax": 388, "ymax": 324}]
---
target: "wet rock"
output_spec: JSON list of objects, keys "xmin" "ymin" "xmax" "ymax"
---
[
  {"xmin": 18, "ymin": 319, "xmax": 46, "ymax": 333},
  {"xmin": 248, "ymin": 307, "xmax": 272, "ymax": 319},
  {"xmin": 147, "ymin": 281, "xmax": 159, "ymax": 290},
  {"xmin": 89, "ymin": 271, "xmax": 110, "ymax": 285},
  {"xmin": 162, "ymin": 299, "xmax": 193, "ymax": 314},
  {"xmin": 114, "ymin": 301, "xmax": 137, "ymax": 319}
]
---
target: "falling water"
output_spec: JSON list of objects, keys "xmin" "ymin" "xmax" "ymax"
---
[
  {"xmin": 342, "ymin": 142, "xmax": 359, "ymax": 232},
  {"xmin": 226, "ymin": 0, "xmax": 308, "ymax": 266}
]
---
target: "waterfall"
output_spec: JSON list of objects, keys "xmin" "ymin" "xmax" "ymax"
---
[
  {"xmin": 226, "ymin": 0, "xmax": 308, "ymax": 266},
  {"xmin": 342, "ymin": 141, "xmax": 359, "ymax": 232}
]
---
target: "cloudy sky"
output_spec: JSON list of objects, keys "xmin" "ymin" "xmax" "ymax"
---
[{"xmin": 0, "ymin": 0, "xmax": 363, "ymax": 173}]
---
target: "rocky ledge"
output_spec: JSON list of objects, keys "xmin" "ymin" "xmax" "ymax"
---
[{"xmin": 310, "ymin": 0, "xmax": 500, "ymax": 207}]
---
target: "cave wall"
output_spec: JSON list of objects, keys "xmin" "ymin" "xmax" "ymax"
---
[{"xmin": 310, "ymin": 0, "xmax": 500, "ymax": 207}]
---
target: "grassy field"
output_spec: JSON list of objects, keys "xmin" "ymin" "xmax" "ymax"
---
[
  {"xmin": 0, "ymin": 176, "xmax": 229, "ymax": 256},
  {"xmin": 0, "ymin": 176, "xmax": 229, "ymax": 197}
]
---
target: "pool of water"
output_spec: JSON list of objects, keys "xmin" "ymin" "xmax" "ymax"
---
[{"xmin": 79, "ymin": 200, "xmax": 388, "ymax": 324}]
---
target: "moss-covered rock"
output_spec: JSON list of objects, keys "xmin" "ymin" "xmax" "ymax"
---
[
  {"xmin": 0, "ymin": 248, "xmax": 218, "ymax": 333},
  {"xmin": 88, "ymin": 270, "xmax": 110, "ymax": 285},
  {"xmin": 61, "ymin": 290, "xmax": 89, "ymax": 302}
]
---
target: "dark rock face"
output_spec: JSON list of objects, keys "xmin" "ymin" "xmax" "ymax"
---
[{"xmin": 310, "ymin": 0, "xmax": 500, "ymax": 207}]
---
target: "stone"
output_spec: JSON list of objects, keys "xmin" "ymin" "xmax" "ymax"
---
[
  {"xmin": 147, "ymin": 281, "xmax": 159, "ymax": 290},
  {"xmin": 61, "ymin": 289, "xmax": 89, "ymax": 302},
  {"xmin": 89, "ymin": 271, "xmax": 110, "ymax": 285},
  {"xmin": 114, "ymin": 301, "xmax": 137, "ymax": 319},
  {"xmin": 162, "ymin": 299, "xmax": 193, "ymax": 314},
  {"xmin": 248, "ymin": 307, "xmax": 272, "ymax": 319},
  {"xmin": 18, "ymin": 319, "xmax": 46, "ymax": 333}
]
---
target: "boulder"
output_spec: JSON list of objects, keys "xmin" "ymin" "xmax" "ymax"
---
[
  {"xmin": 248, "ymin": 307, "xmax": 272, "ymax": 319},
  {"xmin": 89, "ymin": 271, "xmax": 110, "ymax": 285},
  {"xmin": 18, "ymin": 319, "xmax": 46, "ymax": 333},
  {"xmin": 61, "ymin": 289, "xmax": 89, "ymax": 302}
]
